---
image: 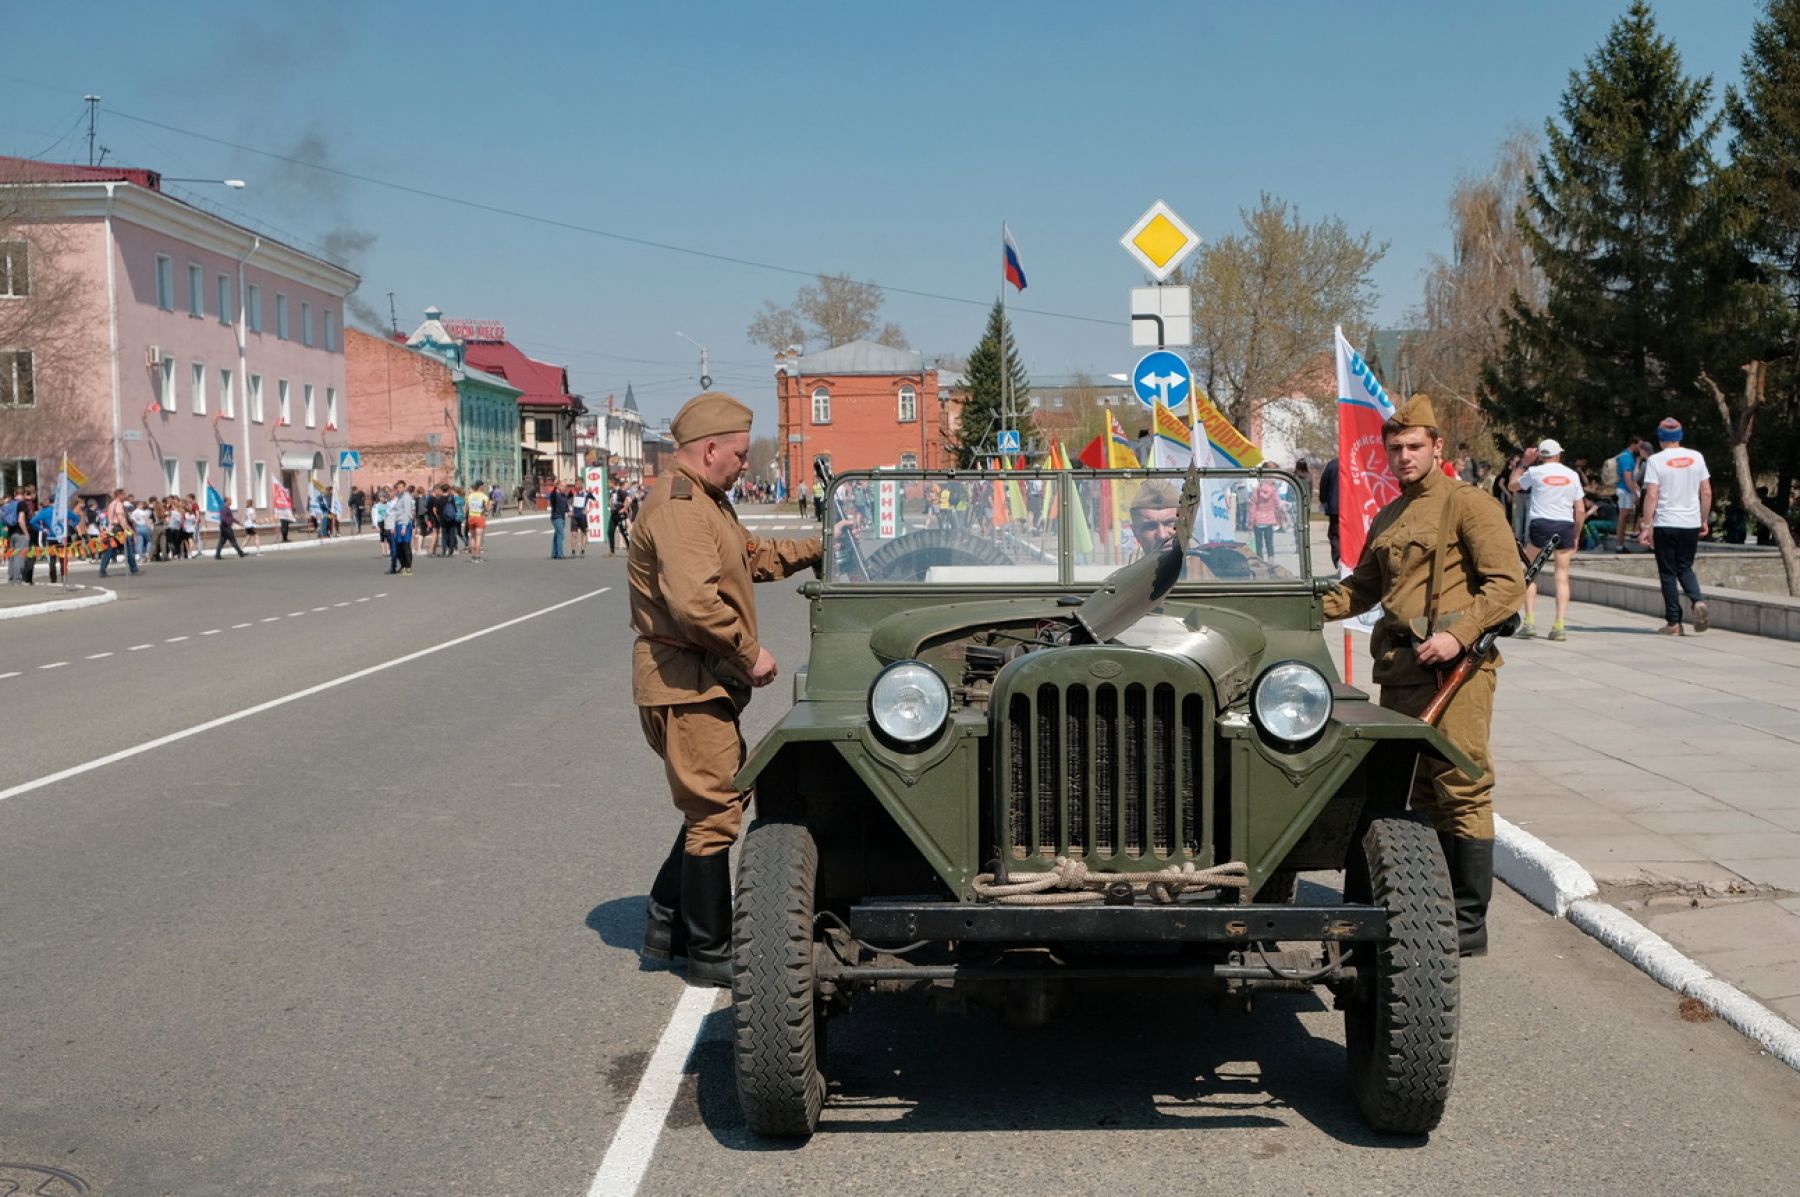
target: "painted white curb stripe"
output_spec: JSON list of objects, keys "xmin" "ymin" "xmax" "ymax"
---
[
  {"xmin": 587, "ymin": 984, "xmax": 719, "ymax": 1197},
  {"xmin": 1496, "ymin": 814, "xmax": 1800, "ymax": 1072},
  {"xmin": 0, "ymin": 587, "xmax": 609, "ymax": 804},
  {"xmin": 0, "ymin": 585, "xmax": 116, "ymax": 620}
]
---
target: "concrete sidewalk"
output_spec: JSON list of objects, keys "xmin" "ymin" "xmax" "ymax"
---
[{"xmin": 1333, "ymin": 587, "xmax": 1800, "ymax": 1030}]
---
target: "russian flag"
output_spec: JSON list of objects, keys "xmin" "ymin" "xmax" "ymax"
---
[{"xmin": 1003, "ymin": 223, "xmax": 1027, "ymax": 291}]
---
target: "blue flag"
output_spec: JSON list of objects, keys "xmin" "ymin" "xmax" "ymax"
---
[{"xmin": 205, "ymin": 485, "xmax": 224, "ymax": 515}]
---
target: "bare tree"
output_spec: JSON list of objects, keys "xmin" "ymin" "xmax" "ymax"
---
[
  {"xmin": 746, "ymin": 434, "xmax": 778, "ymax": 482},
  {"xmin": 745, "ymin": 274, "xmax": 908, "ymax": 352},
  {"xmin": 1181, "ymin": 193, "xmax": 1385, "ymax": 431},
  {"xmin": 1411, "ymin": 129, "xmax": 1546, "ymax": 451},
  {"xmin": 1701, "ymin": 363, "xmax": 1800, "ymax": 595},
  {"xmin": 0, "ymin": 172, "xmax": 110, "ymax": 486}
]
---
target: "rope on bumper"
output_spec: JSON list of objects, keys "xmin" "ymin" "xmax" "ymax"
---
[{"xmin": 971, "ymin": 858, "xmax": 1251, "ymax": 906}]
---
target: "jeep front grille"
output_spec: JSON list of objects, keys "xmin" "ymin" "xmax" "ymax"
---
[{"xmin": 1003, "ymin": 680, "xmax": 1204, "ymax": 862}]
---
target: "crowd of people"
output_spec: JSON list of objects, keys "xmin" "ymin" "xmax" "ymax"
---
[{"xmin": 3, "ymin": 484, "xmax": 269, "ymax": 585}]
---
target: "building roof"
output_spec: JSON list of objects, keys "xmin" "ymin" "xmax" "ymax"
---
[
  {"xmin": 790, "ymin": 340, "xmax": 924, "ymax": 376},
  {"xmin": 461, "ymin": 339, "xmax": 579, "ymax": 411},
  {"xmin": 0, "ymin": 155, "xmax": 160, "ymax": 189},
  {"xmin": 622, "ymin": 383, "xmax": 639, "ymax": 413}
]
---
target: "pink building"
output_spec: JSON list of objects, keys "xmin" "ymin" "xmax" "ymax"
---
[{"xmin": 0, "ymin": 156, "xmax": 358, "ymax": 511}]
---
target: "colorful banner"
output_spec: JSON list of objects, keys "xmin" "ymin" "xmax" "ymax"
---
[
  {"xmin": 1333, "ymin": 326, "xmax": 1400, "ymax": 571},
  {"xmin": 1148, "ymin": 400, "xmax": 1192, "ymax": 469},
  {"xmin": 1192, "ymin": 391, "xmax": 1263, "ymax": 468},
  {"xmin": 270, "ymin": 481, "xmax": 293, "ymax": 516}
]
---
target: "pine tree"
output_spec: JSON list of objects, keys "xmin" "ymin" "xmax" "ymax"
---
[
  {"xmin": 1726, "ymin": 0, "xmax": 1800, "ymax": 509},
  {"xmin": 951, "ymin": 300, "xmax": 1032, "ymax": 466},
  {"xmin": 1480, "ymin": 1, "xmax": 1744, "ymax": 462}
]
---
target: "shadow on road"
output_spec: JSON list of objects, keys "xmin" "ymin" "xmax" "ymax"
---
[{"xmin": 585, "ymin": 895, "xmax": 681, "ymax": 975}]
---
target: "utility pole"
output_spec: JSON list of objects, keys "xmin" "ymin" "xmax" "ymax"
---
[
  {"xmin": 84, "ymin": 95, "xmax": 101, "ymax": 166},
  {"xmin": 675, "ymin": 331, "xmax": 712, "ymax": 390}
]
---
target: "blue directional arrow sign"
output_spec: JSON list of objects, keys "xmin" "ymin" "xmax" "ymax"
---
[
  {"xmin": 1132, "ymin": 350, "xmax": 1192, "ymax": 411},
  {"xmin": 996, "ymin": 429, "xmax": 1021, "ymax": 455}
]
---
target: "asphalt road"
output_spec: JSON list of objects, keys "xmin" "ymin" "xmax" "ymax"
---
[{"xmin": 5, "ymin": 518, "xmax": 1800, "ymax": 1196}]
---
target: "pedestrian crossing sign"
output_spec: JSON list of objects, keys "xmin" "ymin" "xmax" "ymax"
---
[
  {"xmin": 997, "ymin": 430, "xmax": 1021, "ymax": 454},
  {"xmin": 338, "ymin": 450, "xmax": 362, "ymax": 471}
]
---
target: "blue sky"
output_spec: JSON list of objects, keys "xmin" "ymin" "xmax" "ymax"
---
[{"xmin": 2, "ymin": 1, "xmax": 1766, "ymax": 428}]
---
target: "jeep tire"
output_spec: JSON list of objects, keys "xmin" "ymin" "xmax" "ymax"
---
[
  {"xmin": 731, "ymin": 817, "xmax": 827, "ymax": 1138},
  {"xmin": 1342, "ymin": 813, "xmax": 1459, "ymax": 1134}
]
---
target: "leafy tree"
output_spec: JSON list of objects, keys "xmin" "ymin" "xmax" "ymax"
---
[
  {"xmin": 1480, "ymin": 1, "xmax": 1749, "ymax": 464},
  {"xmin": 1180, "ymin": 193, "xmax": 1384, "ymax": 431},
  {"xmin": 746, "ymin": 274, "xmax": 909, "ymax": 352},
  {"xmin": 1725, "ymin": 0, "xmax": 1800, "ymax": 510},
  {"xmin": 950, "ymin": 300, "xmax": 1031, "ymax": 466}
]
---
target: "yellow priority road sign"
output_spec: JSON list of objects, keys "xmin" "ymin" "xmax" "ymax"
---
[{"xmin": 1121, "ymin": 200, "xmax": 1200, "ymax": 282}]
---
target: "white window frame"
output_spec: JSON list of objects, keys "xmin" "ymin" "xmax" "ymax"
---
[
  {"xmin": 325, "ymin": 386, "xmax": 338, "ymax": 428},
  {"xmin": 897, "ymin": 384, "xmax": 917, "ymax": 423},
  {"xmin": 220, "ymin": 366, "xmax": 234, "ymax": 418},
  {"xmin": 0, "ymin": 349, "xmax": 34, "ymax": 408},
  {"xmin": 301, "ymin": 301, "xmax": 313, "ymax": 347},
  {"xmin": 811, "ymin": 386, "xmax": 831, "ymax": 424},
  {"xmin": 275, "ymin": 293, "xmax": 289, "ymax": 340},
  {"xmin": 253, "ymin": 460, "xmax": 268, "ymax": 508},
  {"xmin": 195, "ymin": 459, "xmax": 210, "ymax": 502},
  {"xmin": 303, "ymin": 383, "xmax": 316, "ymax": 428},
  {"xmin": 278, "ymin": 379, "xmax": 291, "ymax": 425},
  {"xmin": 250, "ymin": 374, "xmax": 264, "ymax": 423},
  {"xmin": 160, "ymin": 358, "xmax": 177, "ymax": 412},
  {"xmin": 217, "ymin": 274, "xmax": 232, "ymax": 326},
  {"xmin": 191, "ymin": 361, "xmax": 206, "ymax": 416},
  {"xmin": 323, "ymin": 310, "xmax": 337, "ymax": 352},
  {"xmin": 1, "ymin": 239, "xmax": 31, "ymax": 298},
  {"xmin": 246, "ymin": 284, "xmax": 262, "ymax": 332},
  {"xmin": 155, "ymin": 254, "xmax": 174, "ymax": 310},
  {"xmin": 163, "ymin": 458, "xmax": 180, "ymax": 495},
  {"xmin": 899, "ymin": 452, "xmax": 919, "ymax": 470},
  {"xmin": 188, "ymin": 262, "xmax": 204, "ymax": 317},
  {"xmin": 221, "ymin": 462, "xmax": 237, "ymax": 505}
]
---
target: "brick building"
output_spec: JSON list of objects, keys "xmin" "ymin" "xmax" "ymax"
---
[
  {"xmin": 774, "ymin": 341, "xmax": 951, "ymax": 485},
  {"xmin": 344, "ymin": 325, "xmax": 521, "ymax": 490}
]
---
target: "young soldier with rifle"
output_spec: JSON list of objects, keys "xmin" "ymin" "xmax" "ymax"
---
[{"xmin": 1322, "ymin": 395, "xmax": 1526, "ymax": 956}]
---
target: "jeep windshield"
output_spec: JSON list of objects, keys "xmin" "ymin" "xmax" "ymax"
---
[{"xmin": 821, "ymin": 469, "xmax": 1311, "ymax": 587}]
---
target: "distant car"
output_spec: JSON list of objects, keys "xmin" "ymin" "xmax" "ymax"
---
[{"xmin": 731, "ymin": 466, "xmax": 1469, "ymax": 1138}]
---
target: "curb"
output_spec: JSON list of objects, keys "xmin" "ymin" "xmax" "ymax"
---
[
  {"xmin": 1495, "ymin": 813, "xmax": 1800, "ymax": 1072},
  {"xmin": 0, "ymin": 585, "xmax": 117, "ymax": 621}
]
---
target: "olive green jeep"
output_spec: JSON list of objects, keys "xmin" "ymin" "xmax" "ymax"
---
[{"xmin": 730, "ymin": 467, "xmax": 1470, "ymax": 1138}]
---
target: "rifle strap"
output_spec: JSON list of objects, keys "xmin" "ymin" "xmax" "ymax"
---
[{"xmin": 1426, "ymin": 485, "xmax": 1456, "ymax": 632}]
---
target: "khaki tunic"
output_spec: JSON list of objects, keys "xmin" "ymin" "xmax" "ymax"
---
[
  {"xmin": 629, "ymin": 463, "xmax": 821, "ymax": 854},
  {"xmin": 1322, "ymin": 469, "xmax": 1525, "ymax": 839}
]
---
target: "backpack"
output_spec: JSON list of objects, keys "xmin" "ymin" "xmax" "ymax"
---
[
  {"xmin": 1, "ymin": 498, "xmax": 17, "ymax": 531},
  {"xmin": 1601, "ymin": 454, "xmax": 1619, "ymax": 487}
]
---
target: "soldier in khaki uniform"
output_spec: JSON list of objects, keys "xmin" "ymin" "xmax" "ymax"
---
[
  {"xmin": 631, "ymin": 391, "xmax": 825, "ymax": 986},
  {"xmin": 1323, "ymin": 395, "xmax": 1525, "ymax": 956}
]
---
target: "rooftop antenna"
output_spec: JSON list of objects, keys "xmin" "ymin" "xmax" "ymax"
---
[
  {"xmin": 83, "ymin": 94, "xmax": 100, "ymax": 166},
  {"xmin": 386, "ymin": 291, "xmax": 399, "ymax": 336}
]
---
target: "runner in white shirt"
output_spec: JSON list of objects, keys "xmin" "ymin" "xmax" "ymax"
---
[
  {"xmin": 1637, "ymin": 416, "xmax": 1712, "ymax": 634},
  {"xmin": 1509, "ymin": 438, "xmax": 1586, "ymax": 640}
]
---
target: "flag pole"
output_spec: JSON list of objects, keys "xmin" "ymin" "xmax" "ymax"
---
[{"xmin": 999, "ymin": 221, "xmax": 1009, "ymax": 468}]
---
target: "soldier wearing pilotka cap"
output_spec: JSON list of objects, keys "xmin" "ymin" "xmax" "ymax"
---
[
  {"xmin": 630, "ymin": 390, "xmax": 826, "ymax": 986},
  {"xmin": 1321, "ymin": 394, "xmax": 1525, "ymax": 956}
]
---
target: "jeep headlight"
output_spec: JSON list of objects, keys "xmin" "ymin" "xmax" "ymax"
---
[
  {"xmin": 869, "ymin": 660, "xmax": 950, "ymax": 744},
  {"xmin": 1251, "ymin": 660, "xmax": 1332, "ymax": 746}
]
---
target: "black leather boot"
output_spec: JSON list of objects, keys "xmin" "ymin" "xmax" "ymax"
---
[
  {"xmin": 1440, "ymin": 833, "xmax": 1494, "ymax": 957},
  {"xmin": 642, "ymin": 829, "xmax": 687, "ymax": 961},
  {"xmin": 680, "ymin": 850, "xmax": 734, "ymax": 987}
]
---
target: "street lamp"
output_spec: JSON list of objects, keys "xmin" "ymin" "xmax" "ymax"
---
[
  {"xmin": 163, "ymin": 177, "xmax": 247, "ymax": 189},
  {"xmin": 675, "ymin": 330, "xmax": 713, "ymax": 390}
]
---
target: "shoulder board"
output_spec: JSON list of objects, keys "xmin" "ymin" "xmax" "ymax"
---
[{"xmin": 671, "ymin": 476, "xmax": 693, "ymax": 499}]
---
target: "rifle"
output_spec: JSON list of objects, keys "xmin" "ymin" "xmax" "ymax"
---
[{"xmin": 1418, "ymin": 536, "xmax": 1558, "ymax": 726}]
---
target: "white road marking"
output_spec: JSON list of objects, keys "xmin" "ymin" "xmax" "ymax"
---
[
  {"xmin": 202, "ymin": 629, "xmax": 221, "ymax": 636},
  {"xmin": 374, "ymin": 593, "xmax": 388, "ymax": 599},
  {"xmin": 233, "ymin": 622, "xmax": 253, "ymax": 629},
  {"xmin": 39, "ymin": 661, "xmax": 68, "ymax": 670},
  {"xmin": 355, "ymin": 597, "xmax": 370, "ymax": 603},
  {"xmin": 0, "ymin": 588, "xmax": 611, "ymax": 804},
  {"xmin": 334, "ymin": 601, "xmax": 349, "ymax": 607},
  {"xmin": 165, "ymin": 636, "xmax": 189, "ymax": 643},
  {"xmin": 286, "ymin": 611, "xmax": 304, "ymax": 618},
  {"xmin": 128, "ymin": 644, "xmax": 153, "ymax": 651},
  {"xmin": 586, "ymin": 985, "xmax": 720, "ymax": 1197},
  {"xmin": 86, "ymin": 652, "xmax": 114, "ymax": 660},
  {"xmin": 0, "ymin": 671, "xmax": 19, "ymax": 679},
  {"xmin": 312, "ymin": 606, "xmax": 328, "ymax": 612}
]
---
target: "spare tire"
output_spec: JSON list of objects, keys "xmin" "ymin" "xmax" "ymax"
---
[{"xmin": 857, "ymin": 526, "xmax": 1017, "ymax": 582}]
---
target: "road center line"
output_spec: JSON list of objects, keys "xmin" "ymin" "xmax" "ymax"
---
[
  {"xmin": 86, "ymin": 652, "xmax": 113, "ymax": 660},
  {"xmin": 39, "ymin": 661, "xmax": 68, "ymax": 670},
  {"xmin": 334, "ymin": 601, "xmax": 350, "ymax": 607},
  {"xmin": 260, "ymin": 617, "xmax": 280, "ymax": 623},
  {"xmin": 128, "ymin": 644, "xmax": 153, "ymax": 651},
  {"xmin": 312, "ymin": 606, "xmax": 329, "ymax": 612},
  {"xmin": 202, "ymin": 629, "xmax": 221, "ymax": 636},
  {"xmin": 0, "ymin": 671, "xmax": 19, "ymax": 679},
  {"xmin": 166, "ymin": 636, "xmax": 189, "ymax": 643},
  {"xmin": 232, "ymin": 622, "xmax": 253, "ymax": 629},
  {"xmin": 586, "ymin": 985, "xmax": 719, "ymax": 1197},
  {"xmin": 0, "ymin": 588, "xmax": 610, "ymax": 805}
]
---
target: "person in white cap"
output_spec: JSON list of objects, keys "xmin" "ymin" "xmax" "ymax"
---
[
  {"xmin": 1638, "ymin": 416, "xmax": 1711, "ymax": 634},
  {"xmin": 1509, "ymin": 438, "xmax": 1585, "ymax": 640}
]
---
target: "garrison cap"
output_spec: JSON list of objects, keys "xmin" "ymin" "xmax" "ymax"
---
[
  {"xmin": 671, "ymin": 391, "xmax": 754, "ymax": 445},
  {"xmin": 1130, "ymin": 479, "xmax": 1181, "ymax": 512},
  {"xmin": 1391, "ymin": 393, "xmax": 1439, "ymax": 430}
]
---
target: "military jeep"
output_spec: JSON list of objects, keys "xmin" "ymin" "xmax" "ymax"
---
[{"xmin": 730, "ymin": 467, "xmax": 1470, "ymax": 1139}]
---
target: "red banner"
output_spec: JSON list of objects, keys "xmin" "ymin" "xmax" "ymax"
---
[{"xmin": 1333, "ymin": 330, "xmax": 1400, "ymax": 568}]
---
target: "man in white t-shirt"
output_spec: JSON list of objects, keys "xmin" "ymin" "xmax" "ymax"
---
[
  {"xmin": 1509, "ymin": 438, "xmax": 1586, "ymax": 640},
  {"xmin": 1637, "ymin": 416, "xmax": 1711, "ymax": 635}
]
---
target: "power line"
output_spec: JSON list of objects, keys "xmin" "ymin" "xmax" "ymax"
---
[{"xmin": 103, "ymin": 107, "xmax": 1117, "ymax": 329}]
